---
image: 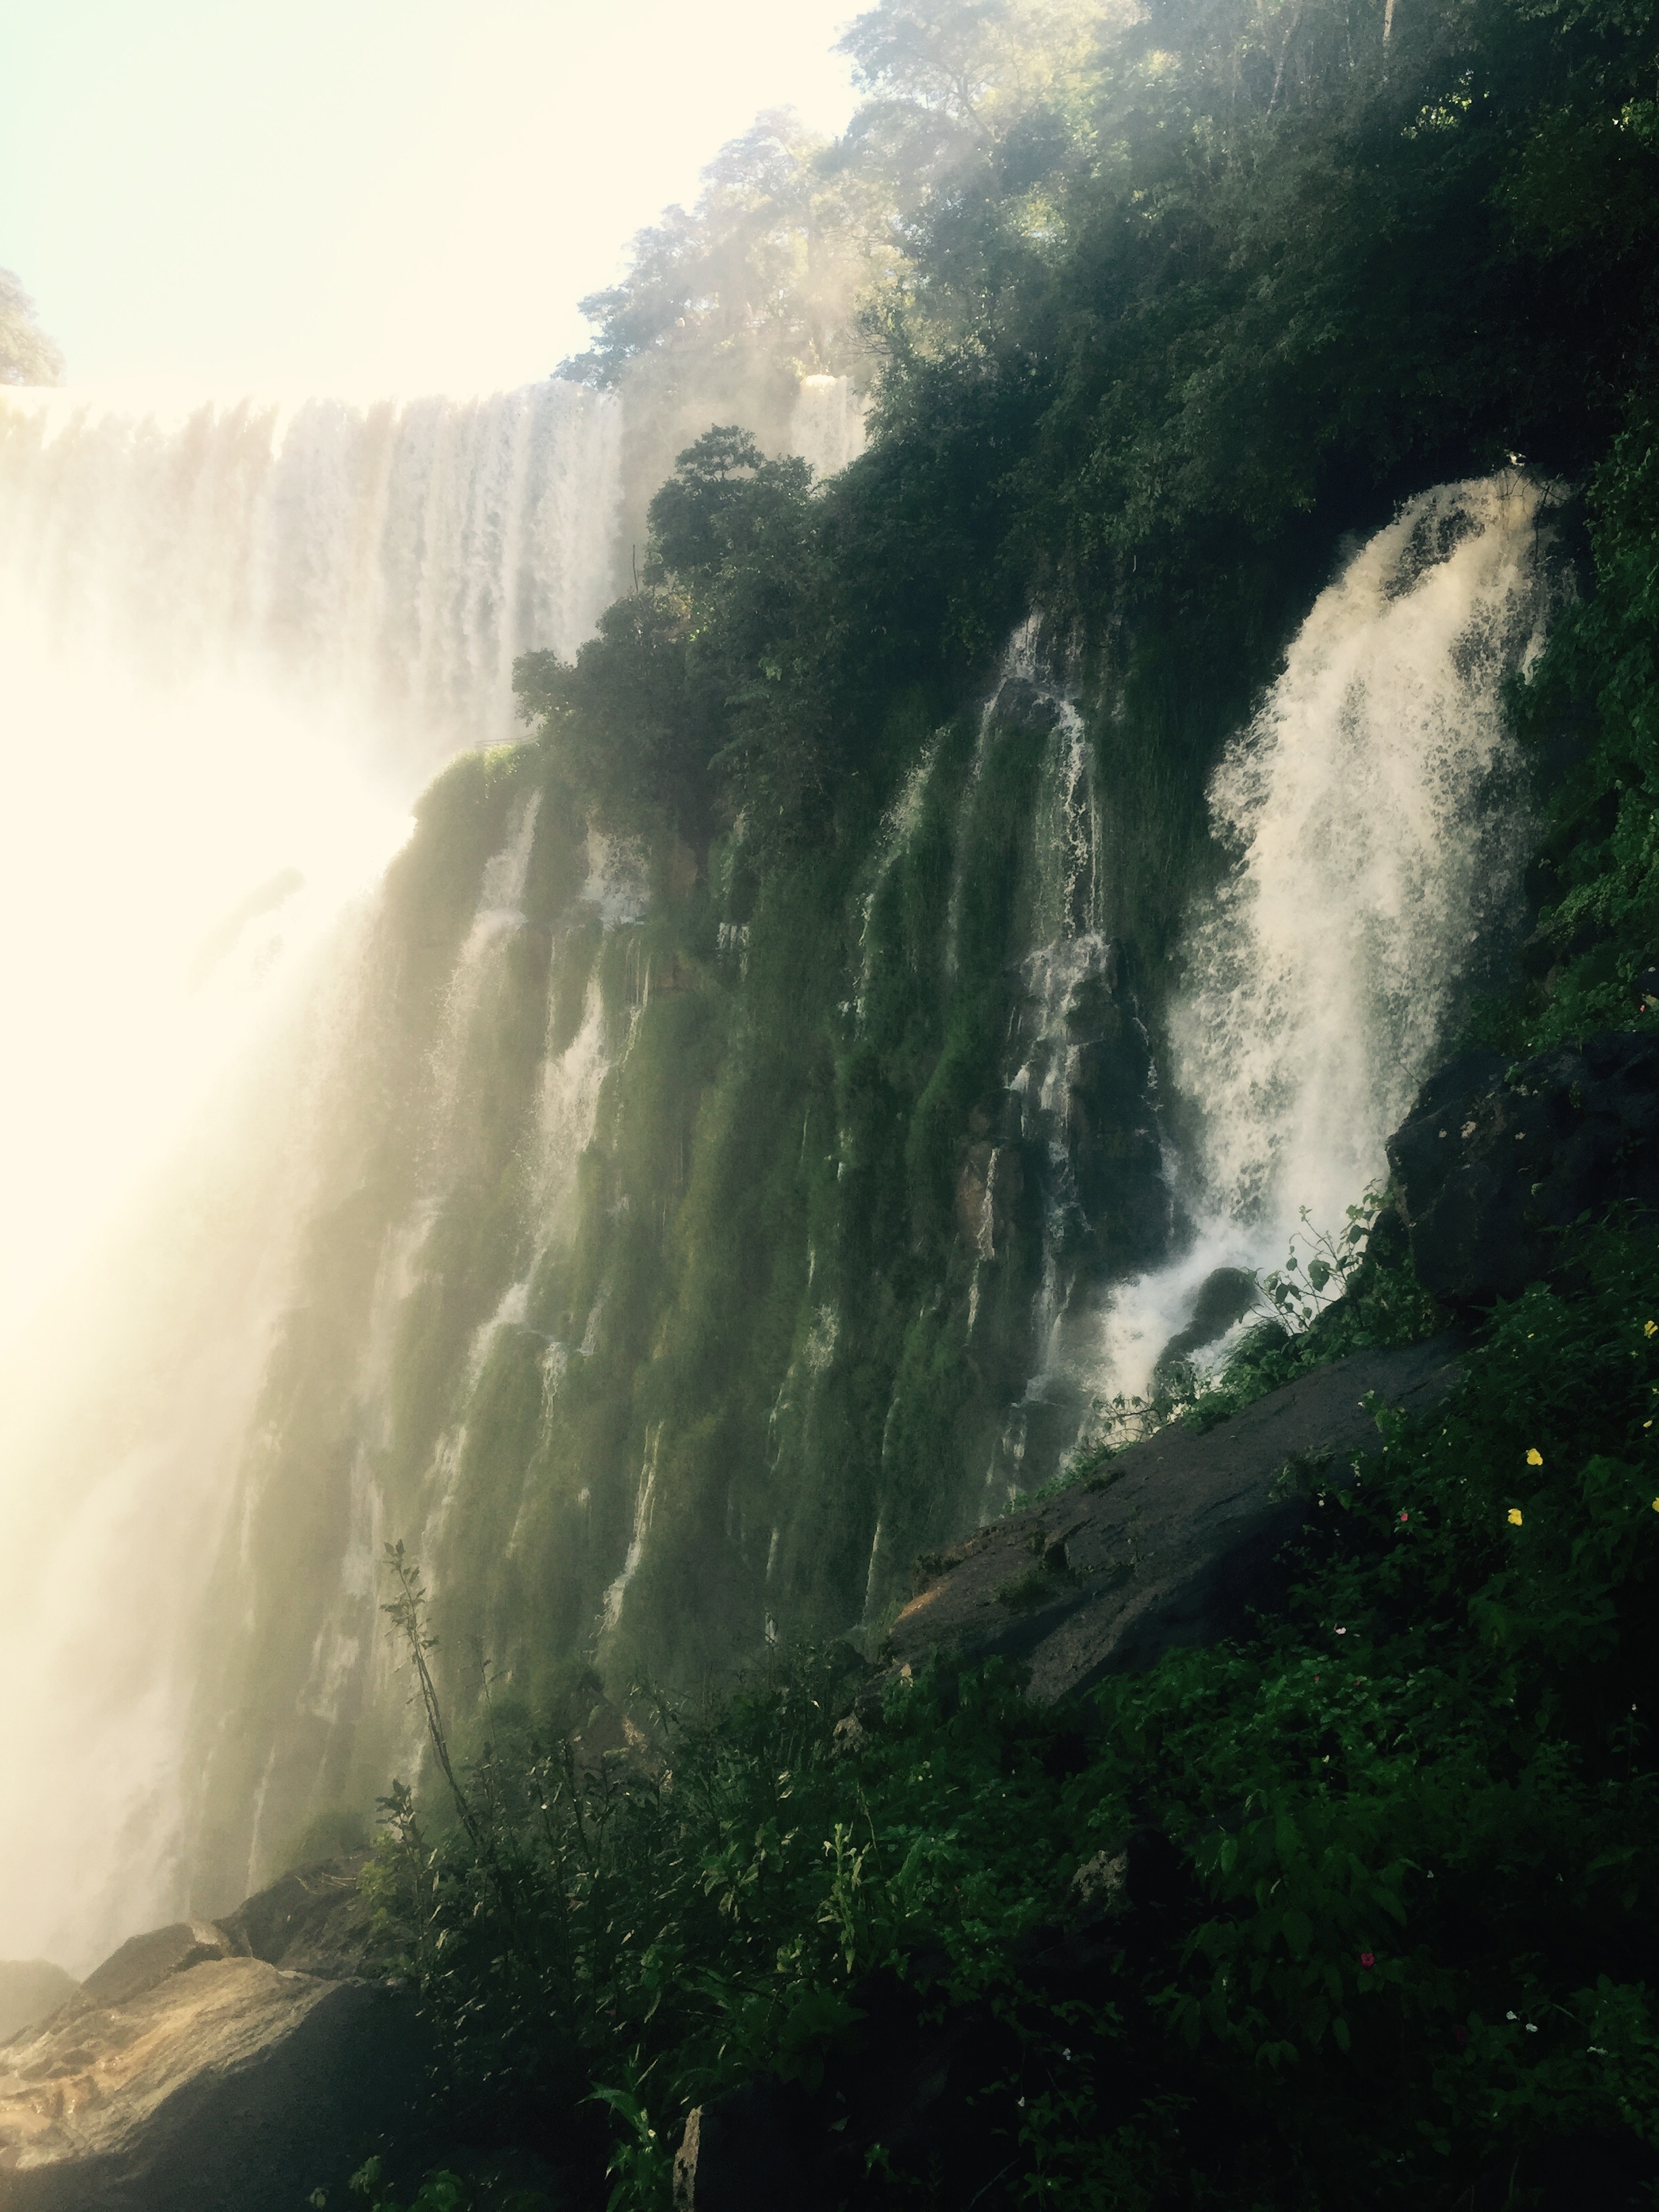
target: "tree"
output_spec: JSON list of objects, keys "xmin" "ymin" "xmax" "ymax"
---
[{"xmin": 0, "ymin": 270, "xmax": 63, "ymax": 386}]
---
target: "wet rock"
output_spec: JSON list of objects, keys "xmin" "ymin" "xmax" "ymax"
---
[
  {"xmin": 0, "ymin": 1874, "xmax": 426, "ymax": 2211},
  {"xmin": 79, "ymin": 1923, "xmax": 232, "ymax": 2011},
  {"xmin": 1387, "ymin": 1030, "xmax": 1659, "ymax": 1306},
  {"xmin": 218, "ymin": 1856, "xmax": 375, "ymax": 1980},
  {"xmin": 1151, "ymin": 1266, "xmax": 1263, "ymax": 1387},
  {"xmin": 888, "ymin": 1337, "xmax": 1461, "ymax": 1701},
  {"xmin": 987, "ymin": 677, "xmax": 1063, "ymax": 737},
  {"xmin": 1002, "ymin": 934, "xmax": 1166, "ymax": 1275},
  {"xmin": 956, "ymin": 1140, "xmax": 1025, "ymax": 1259}
]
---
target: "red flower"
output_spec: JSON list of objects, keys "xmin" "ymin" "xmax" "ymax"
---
[{"xmin": 1359, "ymin": 1952, "xmax": 1376, "ymax": 1968}]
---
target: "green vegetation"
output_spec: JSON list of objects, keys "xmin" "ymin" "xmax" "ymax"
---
[
  {"xmin": 1487, "ymin": 401, "xmax": 1659, "ymax": 1048},
  {"xmin": 544, "ymin": 0, "xmax": 1659, "ymax": 865},
  {"xmin": 343, "ymin": 1217, "xmax": 1659, "ymax": 2209}
]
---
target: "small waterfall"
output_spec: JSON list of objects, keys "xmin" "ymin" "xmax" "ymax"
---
[
  {"xmin": 222, "ymin": 813, "xmax": 647, "ymax": 1904},
  {"xmin": 1090, "ymin": 476, "xmax": 1557, "ymax": 1405},
  {"xmin": 972, "ymin": 669, "xmax": 1167, "ymax": 1496},
  {"xmin": 789, "ymin": 374, "xmax": 866, "ymax": 481}
]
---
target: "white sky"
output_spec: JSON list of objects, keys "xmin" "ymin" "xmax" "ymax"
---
[{"xmin": 0, "ymin": 0, "xmax": 861, "ymax": 395}]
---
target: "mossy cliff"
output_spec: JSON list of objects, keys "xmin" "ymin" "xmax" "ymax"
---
[{"xmin": 188, "ymin": 655, "xmax": 1199, "ymax": 1900}]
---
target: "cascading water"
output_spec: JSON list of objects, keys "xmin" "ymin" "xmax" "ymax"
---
[
  {"xmin": 963, "ymin": 649, "xmax": 1167, "ymax": 1498},
  {"xmin": 0, "ymin": 424, "xmax": 1561, "ymax": 1977},
  {"xmin": 213, "ymin": 800, "xmax": 648, "ymax": 1910},
  {"xmin": 0, "ymin": 381, "xmax": 621, "ymax": 1971},
  {"xmin": 1084, "ymin": 475, "xmax": 1558, "ymax": 1409},
  {"xmin": 789, "ymin": 373, "xmax": 866, "ymax": 481},
  {"xmin": 0, "ymin": 382, "xmax": 620, "ymax": 770}
]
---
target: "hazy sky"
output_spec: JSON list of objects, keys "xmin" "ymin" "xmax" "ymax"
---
[{"xmin": 0, "ymin": 0, "xmax": 859, "ymax": 394}]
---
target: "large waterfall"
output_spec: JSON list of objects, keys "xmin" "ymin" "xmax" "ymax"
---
[
  {"xmin": 0, "ymin": 382, "xmax": 620, "ymax": 770},
  {"xmin": 0, "ymin": 382, "xmax": 621, "ymax": 1971},
  {"xmin": 870, "ymin": 478, "xmax": 1555, "ymax": 1504},
  {"xmin": 0, "ymin": 436, "xmax": 1555, "ymax": 1980}
]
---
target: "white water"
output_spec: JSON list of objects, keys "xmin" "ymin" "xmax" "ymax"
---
[
  {"xmin": 0, "ymin": 382, "xmax": 619, "ymax": 1340},
  {"xmin": 0, "ymin": 380, "xmax": 620, "ymax": 1969},
  {"xmin": 0, "ymin": 382, "xmax": 621, "ymax": 773},
  {"xmin": 230, "ymin": 805, "xmax": 646, "ymax": 1899},
  {"xmin": 1086, "ymin": 476, "xmax": 1557, "ymax": 1408},
  {"xmin": 790, "ymin": 373, "xmax": 865, "ymax": 481}
]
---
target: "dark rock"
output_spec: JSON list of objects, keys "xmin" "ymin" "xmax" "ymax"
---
[
  {"xmin": 1387, "ymin": 1030, "xmax": 1659, "ymax": 1306},
  {"xmin": 0, "ymin": 1866, "xmax": 426, "ymax": 2210},
  {"xmin": 1151, "ymin": 1265, "xmax": 1261, "ymax": 1386},
  {"xmin": 887, "ymin": 1337, "xmax": 1461, "ymax": 1701},
  {"xmin": 79, "ymin": 1923, "xmax": 231, "ymax": 2010},
  {"xmin": 217, "ymin": 1855, "xmax": 375, "ymax": 1980},
  {"xmin": 0, "ymin": 1973, "xmax": 77, "ymax": 2049},
  {"xmin": 988, "ymin": 677, "xmax": 1062, "ymax": 737},
  {"xmin": 1362, "ymin": 1203, "xmax": 1410, "ymax": 1272},
  {"xmin": 673, "ymin": 2078, "xmax": 825, "ymax": 2212}
]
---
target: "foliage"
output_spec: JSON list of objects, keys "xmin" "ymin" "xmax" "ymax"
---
[
  {"xmin": 0, "ymin": 266, "xmax": 62, "ymax": 386},
  {"xmin": 363, "ymin": 1217, "xmax": 1659, "ymax": 2208},
  {"xmin": 1488, "ymin": 392, "xmax": 1659, "ymax": 1046},
  {"xmin": 302, "ymin": 2, "xmax": 1659, "ymax": 2194},
  {"xmin": 527, "ymin": 0, "xmax": 1659, "ymax": 863}
]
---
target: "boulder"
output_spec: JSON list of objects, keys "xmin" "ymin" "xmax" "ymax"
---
[
  {"xmin": 673, "ymin": 2078, "xmax": 825, "ymax": 2212},
  {"xmin": 218, "ymin": 1855, "xmax": 375, "ymax": 1980},
  {"xmin": 886, "ymin": 1336, "xmax": 1461, "ymax": 1701},
  {"xmin": 1387, "ymin": 1029, "xmax": 1659, "ymax": 1306},
  {"xmin": 79, "ymin": 1923, "xmax": 232, "ymax": 2011},
  {"xmin": 0, "ymin": 1862, "xmax": 426, "ymax": 2211}
]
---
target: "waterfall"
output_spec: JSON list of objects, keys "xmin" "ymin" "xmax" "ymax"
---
[
  {"xmin": 0, "ymin": 382, "xmax": 621, "ymax": 771},
  {"xmin": 206, "ymin": 803, "xmax": 647, "ymax": 1909},
  {"xmin": 789, "ymin": 374, "xmax": 865, "ymax": 480},
  {"xmin": 0, "ymin": 382, "xmax": 621, "ymax": 1971},
  {"xmin": 1088, "ymin": 476, "xmax": 1557, "ymax": 1406}
]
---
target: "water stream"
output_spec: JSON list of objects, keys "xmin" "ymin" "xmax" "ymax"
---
[{"xmin": 1082, "ymin": 475, "xmax": 1557, "ymax": 1415}]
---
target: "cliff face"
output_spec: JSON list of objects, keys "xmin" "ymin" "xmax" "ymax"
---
[{"xmin": 184, "ymin": 646, "xmax": 1187, "ymax": 1908}]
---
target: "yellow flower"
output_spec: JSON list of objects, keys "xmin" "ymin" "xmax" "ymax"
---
[
  {"xmin": 1508, "ymin": 1508, "xmax": 1524, "ymax": 1526},
  {"xmin": 1646, "ymin": 1321, "xmax": 1657, "ymax": 1338},
  {"xmin": 1652, "ymin": 1498, "xmax": 1659, "ymax": 1514},
  {"xmin": 1525, "ymin": 1448, "xmax": 1543, "ymax": 1467}
]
